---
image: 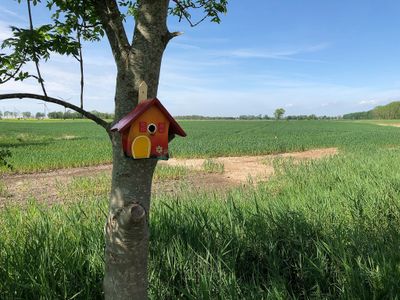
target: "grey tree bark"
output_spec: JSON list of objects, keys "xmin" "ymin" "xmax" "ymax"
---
[{"xmin": 93, "ymin": 0, "xmax": 174, "ymax": 298}]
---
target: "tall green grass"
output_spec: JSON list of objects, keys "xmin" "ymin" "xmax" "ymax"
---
[{"xmin": 1, "ymin": 148, "xmax": 400, "ymax": 298}]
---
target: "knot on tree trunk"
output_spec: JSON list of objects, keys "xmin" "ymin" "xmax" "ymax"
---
[
  {"xmin": 105, "ymin": 202, "xmax": 148, "ymax": 251},
  {"xmin": 130, "ymin": 203, "xmax": 146, "ymax": 223},
  {"xmin": 119, "ymin": 203, "xmax": 147, "ymax": 230}
]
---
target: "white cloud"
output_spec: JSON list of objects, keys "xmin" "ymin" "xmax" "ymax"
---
[
  {"xmin": 0, "ymin": 20, "xmax": 12, "ymax": 41},
  {"xmin": 0, "ymin": 5, "xmax": 26, "ymax": 22},
  {"xmin": 174, "ymin": 36, "xmax": 229, "ymax": 44},
  {"xmin": 218, "ymin": 43, "xmax": 330, "ymax": 61},
  {"xmin": 169, "ymin": 42, "xmax": 202, "ymax": 50},
  {"xmin": 358, "ymin": 99, "xmax": 377, "ymax": 105}
]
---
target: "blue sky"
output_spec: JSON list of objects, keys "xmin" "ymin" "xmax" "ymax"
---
[{"xmin": 1, "ymin": 0, "xmax": 400, "ymax": 117}]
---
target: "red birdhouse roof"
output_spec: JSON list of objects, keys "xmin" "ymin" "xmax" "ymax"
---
[{"xmin": 110, "ymin": 97, "xmax": 186, "ymax": 137}]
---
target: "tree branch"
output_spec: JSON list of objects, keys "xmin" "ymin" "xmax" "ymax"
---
[
  {"xmin": 172, "ymin": 0, "xmax": 210, "ymax": 27},
  {"xmin": 162, "ymin": 31, "xmax": 183, "ymax": 47},
  {"xmin": 91, "ymin": 0, "xmax": 130, "ymax": 65},
  {"xmin": 27, "ymin": 0, "xmax": 48, "ymax": 97},
  {"xmin": 77, "ymin": 23, "xmax": 84, "ymax": 110},
  {"xmin": 170, "ymin": 31, "xmax": 184, "ymax": 39},
  {"xmin": 0, "ymin": 93, "xmax": 110, "ymax": 130}
]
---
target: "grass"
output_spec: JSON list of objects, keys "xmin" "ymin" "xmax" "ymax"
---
[
  {"xmin": 2, "ymin": 119, "xmax": 400, "ymax": 173},
  {"xmin": 2, "ymin": 119, "xmax": 400, "ymax": 298},
  {"xmin": 1, "ymin": 147, "xmax": 400, "ymax": 298},
  {"xmin": 0, "ymin": 180, "xmax": 8, "ymax": 198},
  {"xmin": 153, "ymin": 165, "xmax": 189, "ymax": 180},
  {"xmin": 33, "ymin": 165, "xmax": 190, "ymax": 202},
  {"xmin": 56, "ymin": 173, "xmax": 111, "ymax": 200},
  {"xmin": 171, "ymin": 120, "xmax": 400, "ymax": 157},
  {"xmin": 0, "ymin": 119, "xmax": 111, "ymax": 174},
  {"xmin": 56, "ymin": 165, "xmax": 189, "ymax": 199},
  {"xmin": 202, "ymin": 158, "xmax": 224, "ymax": 173}
]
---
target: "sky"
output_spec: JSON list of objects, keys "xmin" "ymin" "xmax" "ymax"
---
[{"xmin": 1, "ymin": 0, "xmax": 400, "ymax": 117}]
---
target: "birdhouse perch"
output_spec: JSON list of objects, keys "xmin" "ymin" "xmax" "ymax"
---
[{"xmin": 111, "ymin": 85, "xmax": 186, "ymax": 160}]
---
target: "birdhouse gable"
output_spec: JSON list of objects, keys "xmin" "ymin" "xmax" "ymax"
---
[{"xmin": 110, "ymin": 98, "xmax": 186, "ymax": 137}]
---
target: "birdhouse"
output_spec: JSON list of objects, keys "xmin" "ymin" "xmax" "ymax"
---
[{"xmin": 110, "ymin": 97, "xmax": 186, "ymax": 160}]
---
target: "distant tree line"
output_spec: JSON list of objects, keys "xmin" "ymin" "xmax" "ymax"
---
[
  {"xmin": 175, "ymin": 115, "xmax": 237, "ymax": 120},
  {"xmin": 175, "ymin": 114, "xmax": 340, "ymax": 120},
  {"xmin": 0, "ymin": 111, "xmax": 37, "ymax": 118},
  {"xmin": 343, "ymin": 101, "xmax": 400, "ymax": 119},
  {"xmin": 1, "ymin": 111, "xmax": 18, "ymax": 118},
  {"xmin": 48, "ymin": 110, "xmax": 114, "ymax": 119},
  {"xmin": 175, "ymin": 107, "xmax": 341, "ymax": 120},
  {"xmin": 0, "ymin": 110, "xmax": 114, "ymax": 120},
  {"xmin": 286, "ymin": 115, "xmax": 340, "ymax": 120},
  {"xmin": 0, "ymin": 109, "xmax": 346, "ymax": 121},
  {"xmin": 238, "ymin": 115, "xmax": 271, "ymax": 120},
  {"xmin": 175, "ymin": 115, "xmax": 272, "ymax": 120}
]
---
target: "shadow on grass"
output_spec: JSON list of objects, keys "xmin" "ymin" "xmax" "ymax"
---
[{"xmin": 0, "ymin": 136, "xmax": 89, "ymax": 149}]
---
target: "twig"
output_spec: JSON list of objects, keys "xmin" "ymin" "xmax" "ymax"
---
[
  {"xmin": 172, "ymin": 0, "xmax": 209, "ymax": 27},
  {"xmin": 27, "ymin": 0, "xmax": 48, "ymax": 98},
  {"xmin": 77, "ymin": 23, "xmax": 84, "ymax": 110}
]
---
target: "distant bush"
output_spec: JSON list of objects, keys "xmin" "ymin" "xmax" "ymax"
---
[{"xmin": 0, "ymin": 148, "xmax": 13, "ymax": 170}]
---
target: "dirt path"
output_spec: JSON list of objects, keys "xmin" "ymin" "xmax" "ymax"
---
[
  {"xmin": 376, "ymin": 123, "xmax": 400, "ymax": 127},
  {"xmin": 0, "ymin": 148, "xmax": 338, "ymax": 206},
  {"xmin": 162, "ymin": 147, "xmax": 338, "ymax": 184}
]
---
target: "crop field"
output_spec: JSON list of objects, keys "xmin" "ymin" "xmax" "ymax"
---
[
  {"xmin": 0, "ymin": 120, "xmax": 111, "ymax": 173},
  {"xmin": 1, "ymin": 119, "xmax": 400, "ymax": 173},
  {"xmin": 1, "ymin": 119, "xmax": 400, "ymax": 299}
]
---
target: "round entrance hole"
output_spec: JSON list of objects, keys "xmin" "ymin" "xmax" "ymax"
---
[{"xmin": 147, "ymin": 123, "xmax": 157, "ymax": 134}]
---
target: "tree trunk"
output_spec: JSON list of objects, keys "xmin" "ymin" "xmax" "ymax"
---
[{"xmin": 103, "ymin": 1, "xmax": 172, "ymax": 299}]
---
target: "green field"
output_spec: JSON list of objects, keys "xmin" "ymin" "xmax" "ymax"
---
[
  {"xmin": 1, "ymin": 119, "xmax": 400, "ymax": 173},
  {"xmin": 0, "ymin": 119, "xmax": 111, "ymax": 173},
  {"xmin": 1, "ymin": 119, "xmax": 400, "ymax": 299}
]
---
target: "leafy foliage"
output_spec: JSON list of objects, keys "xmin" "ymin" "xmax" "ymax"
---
[
  {"xmin": 46, "ymin": 0, "xmax": 105, "ymax": 41},
  {"xmin": 0, "ymin": 0, "xmax": 103, "ymax": 85},
  {"xmin": 0, "ymin": 23, "xmax": 80, "ymax": 84},
  {"xmin": 0, "ymin": 149, "xmax": 13, "ymax": 170}
]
